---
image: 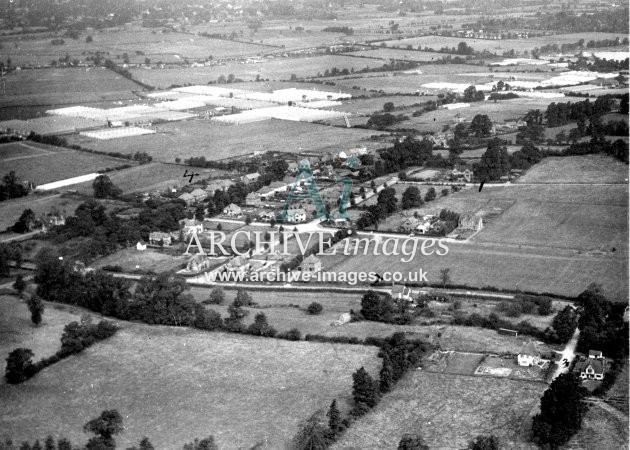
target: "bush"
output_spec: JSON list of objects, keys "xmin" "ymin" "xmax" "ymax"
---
[
  {"xmin": 204, "ymin": 287, "xmax": 225, "ymax": 305},
  {"xmin": 307, "ymin": 302, "xmax": 323, "ymax": 315},
  {"xmin": 278, "ymin": 328, "xmax": 302, "ymax": 341}
]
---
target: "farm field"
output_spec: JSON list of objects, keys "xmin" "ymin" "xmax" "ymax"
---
[
  {"xmin": 71, "ymin": 162, "xmax": 207, "ymax": 195},
  {"xmin": 0, "ymin": 141, "xmax": 131, "ymax": 186},
  {"xmin": 0, "ymin": 67, "xmax": 141, "ymax": 108},
  {"xmin": 130, "ymin": 54, "xmax": 388, "ymax": 88},
  {"xmin": 332, "ymin": 95, "xmax": 434, "ymax": 115},
  {"xmin": 380, "ymin": 33, "xmax": 626, "ymax": 55},
  {"xmin": 344, "ymin": 48, "xmax": 456, "ymax": 62},
  {"xmin": 91, "ymin": 248, "xmax": 188, "ymax": 273},
  {"xmin": 565, "ymin": 403, "xmax": 629, "ymax": 450},
  {"xmin": 1, "ymin": 29, "xmax": 269, "ymax": 67},
  {"xmin": 66, "ymin": 118, "xmax": 380, "ymax": 162},
  {"xmin": 331, "ymin": 371, "xmax": 544, "ymax": 450},
  {"xmin": 0, "ymin": 295, "xmax": 85, "ymax": 381},
  {"xmin": 0, "ymin": 193, "xmax": 85, "ymax": 231},
  {"xmin": 0, "ymin": 324, "xmax": 380, "ymax": 449},
  {"xmin": 515, "ymin": 155, "xmax": 630, "ymax": 184}
]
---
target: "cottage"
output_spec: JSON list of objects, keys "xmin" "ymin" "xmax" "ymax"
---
[
  {"xmin": 241, "ymin": 173, "xmax": 260, "ymax": 184},
  {"xmin": 415, "ymin": 220, "xmax": 433, "ymax": 234},
  {"xmin": 332, "ymin": 313, "xmax": 352, "ymax": 326},
  {"xmin": 205, "ymin": 183, "xmax": 223, "ymax": 195},
  {"xmin": 136, "ymin": 241, "xmax": 147, "ymax": 251},
  {"xmin": 180, "ymin": 219, "xmax": 204, "ymax": 236},
  {"xmin": 398, "ymin": 217, "xmax": 422, "ymax": 233},
  {"xmin": 186, "ymin": 254, "xmax": 213, "ymax": 273},
  {"xmin": 300, "ymin": 254, "xmax": 322, "ymax": 272},
  {"xmin": 574, "ymin": 356, "xmax": 605, "ymax": 380},
  {"xmin": 178, "ymin": 192, "xmax": 195, "ymax": 205},
  {"xmin": 223, "ymin": 203, "xmax": 242, "ymax": 217},
  {"xmin": 391, "ymin": 284, "xmax": 412, "ymax": 301},
  {"xmin": 189, "ymin": 188, "xmax": 207, "ymax": 202},
  {"xmin": 225, "ymin": 255, "xmax": 249, "ymax": 272},
  {"xmin": 588, "ymin": 350, "xmax": 604, "ymax": 359},
  {"xmin": 149, "ymin": 231, "xmax": 172, "ymax": 246},
  {"xmin": 245, "ymin": 192, "xmax": 261, "ymax": 206},
  {"xmin": 259, "ymin": 210, "xmax": 276, "ymax": 221},
  {"xmin": 286, "ymin": 208, "xmax": 307, "ymax": 222},
  {"xmin": 517, "ymin": 341, "xmax": 540, "ymax": 367},
  {"xmin": 287, "ymin": 162, "xmax": 299, "ymax": 174}
]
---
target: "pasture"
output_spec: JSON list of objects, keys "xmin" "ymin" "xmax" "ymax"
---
[
  {"xmin": 380, "ymin": 32, "xmax": 626, "ymax": 55},
  {"xmin": 66, "ymin": 119, "xmax": 380, "ymax": 162},
  {"xmin": 0, "ymin": 193, "xmax": 85, "ymax": 232},
  {"xmin": 515, "ymin": 155, "xmax": 630, "ymax": 184},
  {"xmin": 565, "ymin": 403, "xmax": 629, "ymax": 450},
  {"xmin": 331, "ymin": 371, "xmax": 545, "ymax": 450},
  {"xmin": 0, "ymin": 324, "xmax": 380, "ymax": 449},
  {"xmin": 91, "ymin": 248, "xmax": 188, "ymax": 273},
  {"xmin": 0, "ymin": 67, "xmax": 140, "ymax": 108},
  {"xmin": 0, "ymin": 295, "xmax": 84, "ymax": 381},
  {"xmin": 130, "ymin": 54, "xmax": 388, "ymax": 88},
  {"xmin": 0, "ymin": 141, "xmax": 130, "ymax": 186},
  {"xmin": 344, "ymin": 48, "xmax": 456, "ymax": 62}
]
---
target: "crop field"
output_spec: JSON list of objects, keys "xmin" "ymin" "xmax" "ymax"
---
[
  {"xmin": 66, "ymin": 118, "xmax": 380, "ymax": 162},
  {"xmin": 331, "ymin": 371, "xmax": 544, "ymax": 450},
  {"xmin": 130, "ymin": 54, "xmax": 388, "ymax": 88},
  {"xmin": 1, "ymin": 29, "xmax": 268, "ymax": 67},
  {"xmin": 0, "ymin": 141, "xmax": 130, "ymax": 186},
  {"xmin": 516, "ymin": 155, "xmax": 629, "ymax": 184},
  {"xmin": 0, "ymin": 295, "xmax": 85, "ymax": 381},
  {"xmin": 0, "ymin": 68, "xmax": 140, "ymax": 107},
  {"xmin": 91, "ymin": 248, "xmax": 188, "ymax": 273},
  {"xmin": 331, "ymin": 95, "xmax": 435, "ymax": 115},
  {"xmin": 0, "ymin": 324, "xmax": 379, "ymax": 449},
  {"xmin": 344, "ymin": 48, "xmax": 456, "ymax": 62},
  {"xmin": 380, "ymin": 33, "xmax": 626, "ymax": 55}
]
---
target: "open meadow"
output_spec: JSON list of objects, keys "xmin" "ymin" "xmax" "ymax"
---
[
  {"xmin": 565, "ymin": 403, "xmax": 629, "ymax": 450},
  {"xmin": 0, "ymin": 141, "xmax": 131, "ymax": 186},
  {"xmin": 0, "ymin": 295, "xmax": 84, "ymax": 381},
  {"xmin": 0, "ymin": 323, "xmax": 380, "ymax": 449},
  {"xmin": 66, "ymin": 118, "xmax": 381, "ymax": 162},
  {"xmin": 331, "ymin": 371, "xmax": 545, "ymax": 450},
  {"xmin": 0, "ymin": 67, "xmax": 141, "ymax": 108}
]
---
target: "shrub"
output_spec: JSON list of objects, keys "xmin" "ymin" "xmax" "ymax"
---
[
  {"xmin": 307, "ymin": 302, "xmax": 323, "ymax": 315},
  {"xmin": 278, "ymin": 328, "xmax": 301, "ymax": 341}
]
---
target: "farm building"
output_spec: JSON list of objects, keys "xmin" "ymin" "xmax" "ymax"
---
[
  {"xmin": 390, "ymin": 284, "xmax": 413, "ymax": 301},
  {"xmin": 189, "ymin": 188, "xmax": 207, "ymax": 202},
  {"xmin": 241, "ymin": 173, "xmax": 261, "ymax": 184},
  {"xmin": 186, "ymin": 254, "xmax": 214, "ymax": 273},
  {"xmin": 136, "ymin": 242, "xmax": 147, "ymax": 251},
  {"xmin": 517, "ymin": 341, "xmax": 540, "ymax": 367},
  {"xmin": 285, "ymin": 208, "xmax": 307, "ymax": 222},
  {"xmin": 178, "ymin": 193, "xmax": 195, "ymax": 205},
  {"xmin": 300, "ymin": 254, "xmax": 322, "ymax": 273},
  {"xmin": 398, "ymin": 217, "xmax": 423, "ymax": 233},
  {"xmin": 225, "ymin": 256, "xmax": 249, "ymax": 273},
  {"xmin": 458, "ymin": 213, "xmax": 483, "ymax": 231},
  {"xmin": 180, "ymin": 219, "xmax": 204, "ymax": 236},
  {"xmin": 246, "ymin": 193, "xmax": 262, "ymax": 206}
]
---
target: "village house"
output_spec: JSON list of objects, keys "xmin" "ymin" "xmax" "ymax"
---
[
  {"xmin": 149, "ymin": 231, "xmax": 172, "ymax": 246},
  {"xmin": 391, "ymin": 284, "xmax": 413, "ymax": 301},
  {"xmin": 225, "ymin": 255, "xmax": 249, "ymax": 272},
  {"xmin": 178, "ymin": 192, "xmax": 195, "ymax": 206},
  {"xmin": 223, "ymin": 203, "xmax": 242, "ymax": 217},
  {"xmin": 300, "ymin": 254, "xmax": 322, "ymax": 272},
  {"xmin": 189, "ymin": 188, "xmax": 207, "ymax": 202},
  {"xmin": 517, "ymin": 341, "xmax": 541, "ymax": 367},
  {"xmin": 259, "ymin": 211, "xmax": 276, "ymax": 221},
  {"xmin": 451, "ymin": 166, "xmax": 472, "ymax": 182},
  {"xmin": 245, "ymin": 192, "xmax": 261, "ymax": 206},
  {"xmin": 287, "ymin": 162, "xmax": 299, "ymax": 174},
  {"xmin": 180, "ymin": 219, "xmax": 204, "ymax": 236},
  {"xmin": 241, "ymin": 173, "xmax": 260, "ymax": 184},
  {"xmin": 574, "ymin": 354, "xmax": 606, "ymax": 380},
  {"xmin": 286, "ymin": 208, "xmax": 307, "ymax": 222},
  {"xmin": 40, "ymin": 214, "xmax": 66, "ymax": 231},
  {"xmin": 186, "ymin": 254, "xmax": 214, "ymax": 273},
  {"xmin": 398, "ymin": 217, "xmax": 423, "ymax": 233},
  {"xmin": 136, "ymin": 241, "xmax": 147, "ymax": 251}
]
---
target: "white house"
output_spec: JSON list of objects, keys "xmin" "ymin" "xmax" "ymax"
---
[
  {"xmin": 300, "ymin": 254, "xmax": 322, "ymax": 272},
  {"xmin": 180, "ymin": 219, "xmax": 204, "ymax": 236},
  {"xmin": 286, "ymin": 208, "xmax": 307, "ymax": 222},
  {"xmin": 223, "ymin": 203, "xmax": 242, "ymax": 217},
  {"xmin": 574, "ymin": 356, "xmax": 605, "ymax": 380},
  {"xmin": 136, "ymin": 241, "xmax": 147, "ymax": 251},
  {"xmin": 517, "ymin": 341, "xmax": 540, "ymax": 367}
]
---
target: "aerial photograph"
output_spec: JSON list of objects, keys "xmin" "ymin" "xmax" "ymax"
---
[{"xmin": 0, "ymin": 0, "xmax": 628, "ymax": 449}]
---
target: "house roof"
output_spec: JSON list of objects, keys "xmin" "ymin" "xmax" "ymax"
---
[
  {"xmin": 268, "ymin": 181, "xmax": 286, "ymax": 189},
  {"xmin": 224, "ymin": 203, "xmax": 242, "ymax": 211},
  {"xmin": 180, "ymin": 219, "xmax": 203, "ymax": 227},
  {"xmin": 575, "ymin": 357, "xmax": 605, "ymax": 375},
  {"xmin": 178, "ymin": 193, "xmax": 194, "ymax": 201},
  {"xmin": 588, "ymin": 350, "xmax": 603, "ymax": 358},
  {"xmin": 287, "ymin": 208, "xmax": 306, "ymax": 215},
  {"xmin": 243, "ymin": 173, "xmax": 260, "ymax": 180},
  {"xmin": 302, "ymin": 254, "xmax": 321, "ymax": 265},
  {"xmin": 190, "ymin": 188, "xmax": 207, "ymax": 197},
  {"xmin": 519, "ymin": 341, "xmax": 540, "ymax": 357},
  {"xmin": 391, "ymin": 284, "xmax": 408, "ymax": 295}
]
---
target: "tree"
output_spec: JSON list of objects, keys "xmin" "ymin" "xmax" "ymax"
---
[
  {"xmin": 26, "ymin": 295, "xmax": 44, "ymax": 326},
  {"xmin": 552, "ymin": 305, "xmax": 578, "ymax": 343},
  {"xmin": 5, "ymin": 348, "xmax": 35, "ymax": 384},
  {"xmin": 377, "ymin": 187, "xmax": 398, "ymax": 215},
  {"xmin": 13, "ymin": 208, "xmax": 37, "ymax": 233},
  {"xmin": 84, "ymin": 410, "xmax": 123, "ymax": 450},
  {"xmin": 291, "ymin": 410, "xmax": 329, "ymax": 450},
  {"xmin": 401, "ymin": 186, "xmax": 422, "ymax": 209},
  {"xmin": 463, "ymin": 85, "xmax": 485, "ymax": 102},
  {"xmin": 383, "ymin": 102, "xmax": 395, "ymax": 112},
  {"xmin": 234, "ymin": 289, "xmax": 253, "ymax": 307},
  {"xmin": 13, "ymin": 274, "xmax": 26, "ymax": 297},
  {"xmin": 439, "ymin": 268, "xmax": 451, "ymax": 288},
  {"xmin": 532, "ymin": 373, "xmax": 587, "ymax": 448},
  {"xmin": 247, "ymin": 312, "xmax": 276, "ymax": 337},
  {"xmin": 379, "ymin": 353, "xmax": 394, "ymax": 393},
  {"xmin": 453, "ymin": 122, "xmax": 469, "ymax": 142},
  {"xmin": 468, "ymin": 435, "xmax": 500, "ymax": 450},
  {"xmin": 194, "ymin": 204, "xmax": 205, "ymax": 222},
  {"xmin": 206, "ymin": 287, "xmax": 225, "ymax": 305},
  {"xmin": 352, "ymin": 366, "xmax": 378, "ymax": 410},
  {"xmin": 474, "ymin": 138, "xmax": 510, "ymax": 181},
  {"xmin": 470, "ymin": 114, "xmax": 493, "ymax": 137},
  {"xmin": 92, "ymin": 175, "xmax": 122, "ymax": 199},
  {"xmin": 307, "ymin": 302, "xmax": 323, "ymax": 315},
  {"xmin": 424, "ymin": 187, "xmax": 436, "ymax": 202},
  {"xmin": 326, "ymin": 399, "xmax": 342, "ymax": 436},
  {"xmin": 181, "ymin": 436, "xmax": 218, "ymax": 450},
  {"xmin": 398, "ymin": 434, "xmax": 429, "ymax": 450}
]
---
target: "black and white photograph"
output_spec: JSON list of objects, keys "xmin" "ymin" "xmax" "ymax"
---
[{"xmin": 0, "ymin": 0, "xmax": 628, "ymax": 448}]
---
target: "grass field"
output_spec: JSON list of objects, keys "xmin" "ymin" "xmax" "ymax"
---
[
  {"xmin": 0, "ymin": 295, "xmax": 85, "ymax": 381},
  {"xmin": 0, "ymin": 67, "xmax": 141, "ymax": 108},
  {"xmin": 130, "ymin": 54, "xmax": 388, "ymax": 87},
  {"xmin": 66, "ymin": 118, "xmax": 380, "ymax": 162},
  {"xmin": 0, "ymin": 323, "xmax": 380, "ymax": 449},
  {"xmin": 0, "ymin": 141, "xmax": 130, "ymax": 186},
  {"xmin": 332, "ymin": 95, "xmax": 435, "ymax": 115},
  {"xmin": 344, "ymin": 48, "xmax": 457, "ymax": 62},
  {"xmin": 565, "ymin": 403, "xmax": 629, "ymax": 450},
  {"xmin": 380, "ymin": 33, "xmax": 626, "ymax": 55},
  {"xmin": 331, "ymin": 371, "xmax": 544, "ymax": 449},
  {"xmin": 515, "ymin": 155, "xmax": 629, "ymax": 184},
  {"xmin": 0, "ymin": 192, "xmax": 86, "ymax": 231},
  {"xmin": 91, "ymin": 248, "xmax": 188, "ymax": 273}
]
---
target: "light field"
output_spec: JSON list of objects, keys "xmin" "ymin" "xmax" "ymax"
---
[
  {"xmin": 331, "ymin": 371, "xmax": 544, "ymax": 450},
  {"xmin": 0, "ymin": 324, "xmax": 380, "ymax": 449},
  {"xmin": 66, "ymin": 119, "xmax": 380, "ymax": 162}
]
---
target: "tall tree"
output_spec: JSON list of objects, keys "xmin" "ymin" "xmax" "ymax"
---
[
  {"xmin": 469, "ymin": 114, "xmax": 493, "ymax": 137},
  {"xmin": 5, "ymin": 348, "xmax": 35, "ymax": 384},
  {"xmin": 291, "ymin": 411, "xmax": 329, "ymax": 450},
  {"xmin": 352, "ymin": 367, "xmax": 378, "ymax": 409},
  {"xmin": 84, "ymin": 410, "xmax": 123, "ymax": 450},
  {"xmin": 26, "ymin": 295, "xmax": 44, "ymax": 326},
  {"xmin": 474, "ymin": 138, "xmax": 510, "ymax": 181},
  {"xmin": 326, "ymin": 399, "xmax": 341, "ymax": 436},
  {"xmin": 401, "ymin": 186, "xmax": 422, "ymax": 210},
  {"xmin": 92, "ymin": 175, "xmax": 122, "ymax": 199},
  {"xmin": 398, "ymin": 433, "xmax": 429, "ymax": 450}
]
